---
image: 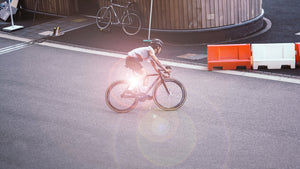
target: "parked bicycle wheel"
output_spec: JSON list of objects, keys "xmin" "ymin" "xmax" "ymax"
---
[
  {"xmin": 122, "ymin": 13, "xmax": 141, "ymax": 36},
  {"xmin": 96, "ymin": 7, "xmax": 112, "ymax": 30},
  {"xmin": 105, "ymin": 80, "xmax": 138, "ymax": 113},
  {"xmin": 153, "ymin": 78, "xmax": 187, "ymax": 111}
]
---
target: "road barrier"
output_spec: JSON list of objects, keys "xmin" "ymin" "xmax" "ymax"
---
[
  {"xmin": 207, "ymin": 44, "xmax": 252, "ymax": 71},
  {"xmin": 296, "ymin": 43, "xmax": 300, "ymax": 66},
  {"xmin": 252, "ymin": 43, "xmax": 296, "ymax": 69}
]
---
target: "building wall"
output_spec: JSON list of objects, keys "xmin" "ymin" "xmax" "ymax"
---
[
  {"xmin": 22, "ymin": 0, "xmax": 75, "ymax": 16},
  {"xmin": 98, "ymin": 0, "xmax": 263, "ymax": 30},
  {"xmin": 22, "ymin": 0, "xmax": 263, "ymax": 30}
]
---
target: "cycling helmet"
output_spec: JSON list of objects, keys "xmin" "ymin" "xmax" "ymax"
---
[{"xmin": 150, "ymin": 39, "xmax": 163, "ymax": 49}]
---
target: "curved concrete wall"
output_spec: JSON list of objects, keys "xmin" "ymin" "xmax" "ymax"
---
[{"xmin": 98, "ymin": 0, "xmax": 263, "ymax": 30}]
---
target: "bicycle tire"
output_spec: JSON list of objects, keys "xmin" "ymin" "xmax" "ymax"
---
[
  {"xmin": 96, "ymin": 7, "xmax": 112, "ymax": 30},
  {"xmin": 153, "ymin": 78, "xmax": 187, "ymax": 111},
  {"xmin": 122, "ymin": 13, "xmax": 141, "ymax": 36},
  {"xmin": 105, "ymin": 80, "xmax": 138, "ymax": 113}
]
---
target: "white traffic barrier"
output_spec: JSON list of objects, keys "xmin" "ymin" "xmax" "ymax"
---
[{"xmin": 252, "ymin": 43, "xmax": 296, "ymax": 69}]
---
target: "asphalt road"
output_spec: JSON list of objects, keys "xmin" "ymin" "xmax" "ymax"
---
[
  {"xmin": 0, "ymin": 37, "xmax": 300, "ymax": 169},
  {"xmin": 241, "ymin": 0, "xmax": 300, "ymax": 44}
]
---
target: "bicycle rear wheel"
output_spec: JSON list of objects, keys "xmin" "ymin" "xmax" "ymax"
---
[
  {"xmin": 153, "ymin": 78, "xmax": 187, "ymax": 111},
  {"xmin": 96, "ymin": 7, "xmax": 111, "ymax": 30},
  {"xmin": 122, "ymin": 13, "xmax": 141, "ymax": 36},
  {"xmin": 105, "ymin": 80, "xmax": 138, "ymax": 113}
]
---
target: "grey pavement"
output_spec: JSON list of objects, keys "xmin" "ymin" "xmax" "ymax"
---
[{"xmin": 0, "ymin": 37, "xmax": 299, "ymax": 169}]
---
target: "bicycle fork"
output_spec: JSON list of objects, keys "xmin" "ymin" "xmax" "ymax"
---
[
  {"xmin": 160, "ymin": 75, "xmax": 171, "ymax": 95},
  {"xmin": 161, "ymin": 81, "xmax": 170, "ymax": 95}
]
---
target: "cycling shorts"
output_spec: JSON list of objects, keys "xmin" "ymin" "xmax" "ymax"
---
[{"xmin": 125, "ymin": 56, "xmax": 144, "ymax": 75}]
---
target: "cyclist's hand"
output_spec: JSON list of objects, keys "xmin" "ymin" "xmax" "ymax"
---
[
  {"xmin": 165, "ymin": 66, "xmax": 172, "ymax": 73},
  {"xmin": 163, "ymin": 72, "xmax": 170, "ymax": 78},
  {"xmin": 163, "ymin": 66, "xmax": 171, "ymax": 78}
]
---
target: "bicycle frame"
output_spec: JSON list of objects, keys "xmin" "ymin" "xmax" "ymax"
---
[
  {"xmin": 107, "ymin": 1, "xmax": 130, "ymax": 25},
  {"xmin": 144, "ymin": 72, "xmax": 170, "ymax": 96},
  {"xmin": 106, "ymin": 64, "xmax": 186, "ymax": 112},
  {"xmin": 122, "ymin": 69, "xmax": 170, "ymax": 101}
]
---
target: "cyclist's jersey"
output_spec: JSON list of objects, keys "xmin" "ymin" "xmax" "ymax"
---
[{"xmin": 128, "ymin": 46, "xmax": 154, "ymax": 62}]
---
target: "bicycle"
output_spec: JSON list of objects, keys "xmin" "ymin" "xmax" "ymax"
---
[
  {"xmin": 105, "ymin": 65, "xmax": 187, "ymax": 113},
  {"xmin": 96, "ymin": 0, "xmax": 142, "ymax": 36}
]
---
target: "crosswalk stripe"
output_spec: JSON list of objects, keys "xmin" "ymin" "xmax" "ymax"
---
[{"xmin": 0, "ymin": 43, "xmax": 32, "ymax": 55}]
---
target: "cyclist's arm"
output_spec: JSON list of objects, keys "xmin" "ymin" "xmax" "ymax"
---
[{"xmin": 149, "ymin": 50, "xmax": 170, "ymax": 73}]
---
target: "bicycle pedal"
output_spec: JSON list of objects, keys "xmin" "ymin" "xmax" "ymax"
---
[
  {"xmin": 122, "ymin": 90, "xmax": 137, "ymax": 98},
  {"xmin": 145, "ymin": 95, "xmax": 153, "ymax": 100},
  {"xmin": 138, "ymin": 94, "xmax": 152, "ymax": 102}
]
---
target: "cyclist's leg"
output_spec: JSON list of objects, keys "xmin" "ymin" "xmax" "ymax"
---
[
  {"xmin": 140, "ymin": 68, "xmax": 148, "ymax": 87},
  {"xmin": 125, "ymin": 57, "xmax": 148, "ymax": 93},
  {"xmin": 132, "ymin": 65, "xmax": 148, "ymax": 88},
  {"xmin": 125, "ymin": 56, "xmax": 145, "ymax": 76}
]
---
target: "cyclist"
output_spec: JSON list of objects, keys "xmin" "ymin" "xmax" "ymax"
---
[{"xmin": 125, "ymin": 39, "xmax": 171, "ymax": 97}]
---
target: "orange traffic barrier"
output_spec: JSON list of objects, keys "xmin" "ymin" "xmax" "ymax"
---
[
  {"xmin": 207, "ymin": 44, "xmax": 252, "ymax": 71},
  {"xmin": 296, "ymin": 43, "xmax": 300, "ymax": 66}
]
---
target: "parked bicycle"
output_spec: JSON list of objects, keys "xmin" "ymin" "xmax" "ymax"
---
[
  {"xmin": 96, "ymin": 0, "xmax": 142, "ymax": 36},
  {"xmin": 105, "ymin": 65, "xmax": 187, "ymax": 113}
]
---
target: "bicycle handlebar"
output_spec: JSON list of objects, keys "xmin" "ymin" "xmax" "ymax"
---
[
  {"xmin": 157, "ymin": 66, "xmax": 171, "ymax": 77},
  {"xmin": 150, "ymin": 60, "xmax": 171, "ymax": 76},
  {"xmin": 108, "ymin": 0, "xmax": 135, "ymax": 6}
]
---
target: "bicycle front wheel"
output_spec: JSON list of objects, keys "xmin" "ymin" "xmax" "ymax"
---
[
  {"xmin": 153, "ymin": 78, "xmax": 187, "ymax": 111},
  {"xmin": 122, "ymin": 13, "xmax": 141, "ymax": 36},
  {"xmin": 96, "ymin": 7, "xmax": 111, "ymax": 30},
  {"xmin": 105, "ymin": 80, "xmax": 138, "ymax": 113}
]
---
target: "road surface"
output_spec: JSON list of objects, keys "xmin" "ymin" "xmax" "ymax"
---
[{"xmin": 0, "ymin": 35, "xmax": 300, "ymax": 169}]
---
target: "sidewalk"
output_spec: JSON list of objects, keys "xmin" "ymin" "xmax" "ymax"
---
[{"xmin": 1, "ymin": 15, "xmax": 95, "ymax": 39}]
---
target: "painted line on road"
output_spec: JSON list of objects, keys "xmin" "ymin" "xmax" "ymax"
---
[
  {"xmin": 41, "ymin": 42, "xmax": 126, "ymax": 59},
  {"xmin": 0, "ymin": 33, "xmax": 32, "ymax": 42},
  {"xmin": 0, "ymin": 43, "xmax": 33, "ymax": 55},
  {"xmin": 0, "ymin": 32, "xmax": 300, "ymax": 85},
  {"xmin": 40, "ymin": 42, "xmax": 209, "ymax": 71},
  {"xmin": 214, "ymin": 70, "xmax": 300, "ymax": 84}
]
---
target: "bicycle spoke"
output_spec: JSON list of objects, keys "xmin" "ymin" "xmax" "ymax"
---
[
  {"xmin": 153, "ymin": 79, "xmax": 186, "ymax": 111},
  {"xmin": 122, "ymin": 13, "xmax": 141, "ymax": 36},
  {"xmin": 97, "ymin": 2, "xmax": 141, "ymax": 35},
  {"xmin": 96, "ymin": 7, "xmax": 111, "ymax": 30},
  {"xmin": 106, "ymin": 81, "xmax": 138, "ymax": 113}
]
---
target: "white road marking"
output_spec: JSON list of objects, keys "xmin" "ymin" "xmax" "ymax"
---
[
  {"xmin": 0, "ymin": 32, "xmax": 299, "ymax": 85},
  {"xmin": 0, "ymin": 33, "xmax": 32, "ymax": 42},
  {"xmin": 0, "ymin": 43, "xmax": 32, "ymax": 55},
  {"xmin": 41, "ymin": 42, "xmax": 126, "ymax": 59},
  {"xmin": 295, "ymin": 32, "xmax": 300, "ymax": 36},
  {"xmin": 38, "ymin": 31, "xmax": 53, "ymax": 36},
  {"xmin": 215, "ymin": 70, "xmax": 300, "ymax": 84}
]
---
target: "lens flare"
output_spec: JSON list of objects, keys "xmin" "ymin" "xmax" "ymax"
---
[
  {"xmin": 128, "ymin": 76, "xmax": 140, "ymax": 90},
  {"xmin": 137, "ymin": 110, "xmax": 197, "ymax": 167}
]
